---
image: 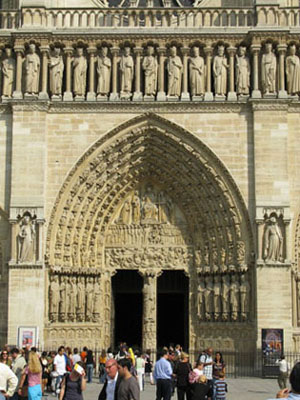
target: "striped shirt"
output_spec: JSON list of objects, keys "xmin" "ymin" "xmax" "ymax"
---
[{"xmin": 215, "ymin": 379, "xmax": 227, "ymax": 400}]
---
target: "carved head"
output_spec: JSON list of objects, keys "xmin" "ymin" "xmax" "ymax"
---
[
  {"xmin": 218, "ymin": 45, "xmax": 225, "ymax": 56},
  {"xmin": 22, "ymin": 215, "xmax": 31, "ymax": 225},
  {"xmin": 29, "ymin": 43, "xmax": 36, "ymax": 54},
  {"xmin": 192, "ymin": 46, "xmax": 200, "ymax": 57},
  {"xmin": 240, "ymin": 274, "xmax": 246, "ymax": 282},
  {"xmin": 101, "ymin": 47, "xmax": 108, "ymax": 56},
  {"xmin": 124, "ymin": 47, "xmax": 131, "ymax": 56},
  {"xmin": 265, "ymin": 42, "xmax": 273, "ymax": 53},
  {"xmin": 5, "ymin": 47, "xmax": 12, "ymax": 57},
  {"xmin": 238, "ymin": 46, "xmax": 246, "ymax": 57},
  {"xmin": 270, "ymin": 216, "xmax": 277, "ymax": 224},
  {"xmin": 77, "ymin": 47, "xmax": 84, "ymax": 56},
  {"xmin": 170, "ymin": 46, "xmax": 177, "ymax": 56},
  {"xmin": 147, "ymin": 46, "xmax": 154, "ymax": 56},
  {"xmin": 290, "ymin": 44, "xmax": 297, "ymax": 55},
  {"xmin": 54, "ymin": 47, "xmax": 61, "ymax": 56}
]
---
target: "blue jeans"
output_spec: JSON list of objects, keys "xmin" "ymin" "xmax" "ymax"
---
[
  {"xmin": 86, "ymin": 364, "xmax": 94, "ymax": 383},
  {"xmin": 55, "ymin": 375, "xmax": 64, "ymax": 394}
]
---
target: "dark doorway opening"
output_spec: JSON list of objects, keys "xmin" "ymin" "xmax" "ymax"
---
[
  {"xmin": 157, "ymin": 270, "xmax": 189, "ymax": 350},
  {"xmin": 112, "ymin": 270, "xmax": 143, "ymax": 348}
]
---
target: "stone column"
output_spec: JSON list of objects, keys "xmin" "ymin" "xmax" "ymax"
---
[
  {"xmin": 204, "ymin": 45, "xmax": 213, "ymax": 101},
  {"xmin": 251, "ymin": 44, "xmax": 262, "ymax": 99},
  {"xmin": 227, "ymin": 46, "xmax": 237, "ymax": 101},
  {"xmin": 63, "ymin": 47, "xmax": 73, "ymax": 101},
  {"xmin": 277, "ymin": 44, "xmax": 288, "ymax": 99},
  {"xmin": 133, "ymin": 47, "xmax": 143, "ymax": 101},
  {"xmin": 9, "ymin": 221, "xmax": 17, "ymax": 264},
  {"xmin": 284, "ymin": 219, "xmax": 291, "ymax": 262},
  {"xmin": 157, "ymin": 47, "xmax": 166, "ymax": 101},
  {"xmin": 256, "ymin": 220, "xmax": 264, "ymax": 263},
  {"xmin": 87, "ymin": 46, "xmax": 97, "ymax": 101},
  {"xmin": 181, "ymin": 46, "xmax": 190, "ymax": 101},
  {"xmin": 110, "ymin": 47, "xmax": 119, "ymax": 101},
  {"xmin": 39, "ymin": 45, "xmax": 49, "ymax": 100},
  {"xmin": 13, "ymin": 45, "xmax": 24, "ymax": 99},
  {"xmin": 36, "ymin": 220, "xmax": 44, "ymax": 263},
  {"xmin": 141, "ymin": 271, "xmax": 159, "ymax": 352}
]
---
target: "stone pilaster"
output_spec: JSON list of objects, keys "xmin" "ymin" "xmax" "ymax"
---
[
  {"xmin": 39, "ymin": 45, "xmax": 49, "ymax": 100},
  {"xmin": 110, "ymin": 47, "xmax": 119, "ymax": 101},
  {"xmin": 133, "ymin": 47, "xmax": 143, "ymax": 101},
  {"xmin": 157, "ymin": 47, "xmax": 166, "ymax": 101},
  {"xmin": 227, "ymin": 46, "xmax": 237, "ymax": 101},
  {"xmin": 251, "ymin": 44, "xmax": 262, "ymax": 99},
  {"xmin": 204, "ymin": 46, "xmax": 213, "ymax": 101},
  {"xmin": 87, "ymin": 46, "xmax": 97, "ymax": 101},
  {"xmin": 277, "ymin": 44, "xmax": 288, "ymax": 99},
  {"xmin": 181, "ymin": 46, "xmax": 190, "ymax": 101},
  {"xmin": 13, "ymin": 44, "xmax": 24, "ymax": 99},
  {"xmin": 63, "ymin": 46, "xmax": 73, "ymax": 101}
]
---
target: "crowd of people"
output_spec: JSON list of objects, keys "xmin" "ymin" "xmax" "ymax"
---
[{"xmin": 1, "ymin": 343, "xmax": 300, "ymax": 400}]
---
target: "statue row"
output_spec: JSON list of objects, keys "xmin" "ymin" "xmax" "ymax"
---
[
  {"xmin": 48, "ymin": 274, "xmax": 101, "ymax": 323},
  {"xmin": 197, "ymin": 274, "xmax": 251, "ymax": 322},
  {"xmin": 2, "ymin": 42, "xmax": 300, "ymax": 100}
]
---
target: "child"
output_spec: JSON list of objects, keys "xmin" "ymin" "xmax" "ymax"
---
[
  {"xmin": 191, "ymin": 375, "xmax": 211, "ymax": 400},
  {"xmin": 214, "ymin": 372, "xmax": 227, "ymax": 400}
]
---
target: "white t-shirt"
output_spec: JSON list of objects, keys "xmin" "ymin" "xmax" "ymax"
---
[
  {"xmin": 54, "ymin": 354, "xmax": 66, "ymax": 375},
  {"xmin": 277, "ymin": 359, "xmax": 289, "ymax": 373},
  {"xmin": 72, "ymin": 354, "xmax": 81, "ymax": 364}
]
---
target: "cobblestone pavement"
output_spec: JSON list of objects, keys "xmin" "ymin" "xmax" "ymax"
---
[{"xmin": 80, "ymin": 377, "xmax": 281, "ymax": 400}]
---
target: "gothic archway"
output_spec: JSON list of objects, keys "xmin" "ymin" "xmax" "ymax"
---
[{"xmin": 45, "ymin": 113, "xmax": 254, "ymax": 350}]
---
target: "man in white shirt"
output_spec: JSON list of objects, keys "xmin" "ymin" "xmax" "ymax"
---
[
  {"xmin": 72, "ymin": 348, "xmax": 81, "ymax": 364},
  {"xmin": 0, "ymin": 362, "xmax": 18, "ymax": 400},
  {"xmin": 276, "ymin": 355, "xmax": 290, "ymax": 390},
  {"xmin": 53, "ymin": 346, "xmax": 66, "ymax": 394},
  {"xmin": 199, "ymin": 347, "xmax": 213, "ymax": 400},
  {"xmin": 98, "ymin": 359, "xmax": 122, "ymax": 400}
]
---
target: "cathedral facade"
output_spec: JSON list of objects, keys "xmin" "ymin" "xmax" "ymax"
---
[{"xmin": 0, "ymin": 0, "xmax": 300, "ymax": 353}]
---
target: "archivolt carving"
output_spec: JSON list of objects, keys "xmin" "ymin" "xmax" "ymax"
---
[{"xmin": 46, "ymin": 114, "xmax": 252, "ymax": 279}]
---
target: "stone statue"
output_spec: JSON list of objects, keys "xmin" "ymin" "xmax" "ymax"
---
[
  {"xmin": 73, "ymin": 47, "xmax": 87, "ymax": 98},
  {"xmin": 24, "ymin": 43, "xmax": 40, "ymax": 95},
  {"xmin": 263, "ymin": 216, "xmax": 283, "ymax": 262},
  {"xmin": 221, "ymin": 275, "xmax": 230, "ymax": 321},
  {"xmin": 229, "ymin": 275, "xmax": 239, "ymax": 321},
  {"xmin": 197, "ymin": 280, "xmax": 205, "ymax": 319},
  {"xmin": 86, "ymin": 276, "xmax": 94, "ymax": 321},
  {"xmin": 49, "ymin": 47, "xmax": 64, "ymax": 98},
  {"xmin": 93, "ymin": 276, "xmax": 101, "ymax": 322},
  {"xmin": 158, "ymin": 191, "xmax": 171, "ymax": 223},
  {"xmin": 59, "ymin": 276, "xmax": 67, "ymax": 322},
  {"xmin": 18, "ymin": 214, "xmax": 35, "ymax": 263},
  {"xmin": 2, "ymin": 48, "xmax": 15, "ymax": 98},
  {"xmin": 77, "ymin": 276, "xmax": 85, "ymax": 321},
  {"xmin": 204, "ymin": 276, "xmax": 213, "ymax": 320},
  {"xmin": 286, "ymin": 44, "xmax": 300, "ymax": 96},
  {"xmin": 213, "ymin": 45, "xmax": 228, "ymax": 96},
  {"xmin": 236, "ymin": 46, "xmax": 250, "ymax": 96},
  {"xmin": 189, "ymin": 46, "xmax": 205, "ymax": 97},
  {"xmin": 142, "ymin": 45, "xmax": 158, "ymax": 97},
  {"xmin": 67, "ymin": 276, "xmax": 77, "ymax": 322},
  {"xmin": 240, "ymin": 274, "xmax": 250, "ymax": 320},
  {"xmin": 119, "ymin": 199, "xmax": 131, "ymax": 225},
  {"xmin": 142, "ymin": 186, "xmax": 158, "ymax": 221},
  {"xmin": 49, "ymin": 275, "xmax": 60, "ymax": 322},
  {"xmin": 167, "ymin": 46, "xmax": 183, "ymax": 97},
  {"xmin": 120, "ymin": 47, "xmax": 134, "ymax": 100},
  {"xmin": 97, "ymin": 47, "xmax": 111, "ymax": 98},
  {"xmin": 143, "ymin": 274, "xmax": 155, "ymax": 319},
  {"xmin": 131, "ymin": 191, "xmax": 141, "ymax": 224},
  {"xmin": 261, "ymin": 42, "xmax": 277, "ymax": 95},
  {"xmin": 213, "ymin": 275, "xmax": 222, "ymax": 320}
]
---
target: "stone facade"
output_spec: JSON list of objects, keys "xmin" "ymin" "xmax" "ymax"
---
[{"xmin": 0, "ymin": 0, "xmax": 300, "ymax": 353}]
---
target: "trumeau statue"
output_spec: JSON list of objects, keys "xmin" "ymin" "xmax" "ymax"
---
[
  {"xmin": 142, "ymin": 46, "xmax": 158, "ymax": 97},
  {"xmin": 167, "ymin": 46, "xmax": 183, "ymax": 98},
  {"xmin": 49, "ymin": 47, "xmax": 64, "ymax": 98},
  {"xmin": 261, "ymin": 42, "xmax": 277, "ymax": 95},
  {"xmin": 236, "ymin": 46, "xmax": 250, "ymax": 96},
  {"xmin": 286, "ymin": 44, "xmax": 300, "ymax": 96},
  {"xmin": 213, "ymin": 45, "xmax": 228, "ymax": 96},
  {"xmin": 18, "ymin": 214, "xmax": 35, "ymax": 263},
  {"xmin": 73, "ymin": 47, "xmax": 87, "ymax": 98},
  {"xmin": 120, "ymin": 46, "xmax": 134, "ymax": 100},
  {"xmin": 24, "ymin": 43, "xmax": 40, "ymax": 95},
  {"xmin": 97, "ymin": 47, "xmax": 111, "ymax": 98},
  {"xmin": 189, "ymin": 46, "xmax": 205, "ymax": 97},
  {"xmin": 263, "ymin": 216, "xmax": 283, "ymax": 262},
  {"xmin": 2, "ymin": 48, "xmax": 15, "ymax": 98}
]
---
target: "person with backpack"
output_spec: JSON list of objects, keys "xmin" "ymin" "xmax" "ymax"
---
[
  {"xmin": 198, "ymin": 348, "xmax": 214, "ymax": 400},
  {"xmin": 59, "ymin": 362, "xmax": 86, "ymax": 400}
]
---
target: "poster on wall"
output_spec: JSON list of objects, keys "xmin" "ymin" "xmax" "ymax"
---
[
  {"xmin": 262, "ymin": 328, "xmax": 284, "ymax": 358},
  {"xmin": 17, "ymin": 327, "xmax": 38, "ymax": 349}
]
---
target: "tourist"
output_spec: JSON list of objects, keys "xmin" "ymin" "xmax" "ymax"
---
[
  {"xmin": 106, "ymin": 348, "xmax": 114, "ymax": 361},
  {"xmin": 276, "ymin": 355, "xmax": 290, "ymax": 390},
  {"xmin": 192, "ymin": 362, "xmax": 204, "ymax": 380},
  {"xmin": 212, "ymin": 352, "xmax": 225, "ymax": 400},
  {"xmin": 144, "ymin": 349, "xmax": 154, "ymax": 385},
  {"xmin": 117, "ymin": 358, "xmax": 140, "ymax": 400},
  {"xmin": 80, "ymin": 347, "xmax": 88, "ymax": 364},
  {"xmin": 0, "ymin": 361, "xmax": 18, "ymax": 400},
  {"xmin": 65, "ymin": 348, "xmax": 74, "ymax": 372},
  {"xmin": 53, "ymin": 346, "xmax": 67, "ymax": 394},
  {"xmin": 18, "ymin": 349, "xmax": 42, "ymax": 400},
  {"xmin": 214, "ymin": 372, "xmax": 227, "ymax": 400},
  {"xmin": 86, "ymin": 350, "xmax": 95, "ymax": 383},
  {"xmin": 98, "ymin": 358, "xmax": 122, "ymax": 400},
  {"xmin": 153, "ymin": 349, "xmax": 173, "ymax": 400},
  {"xmin": 135, "ymin": 351, "xmax": 145, "ymax": 391},
  {"xmin": 198, "ymin": 348, "xmax": 214, "ymax": 400},
  {"xmin": 41, "ymin": 351, "xmax": 50, "ymax": 395},
  {"xmin": 174, "ymin": 352, "xmax": 192, "ymax": 400},
  {"xmin": 11, "ymin": 348, "xmax": 26, "ymax": 399},
  {"xmin": 167, "ymin": 351, "xmax": 177, "ymax": 395},
  {"xmin": 72, "ymin": 348, "xmax": 81, "ymax": 365},
  {"xmin": 99, "ymin": 349, "xmax": 107, "ymax": 384},
  {"xmin": 191, "ymin": 375, "xmax": 210, "ymax": 400},
  {"xmin": 59, "ymin": 362, "xmax": 86, "ymax": 400},
  {"xmin": 0, "ymin": 350, "xmax": 9, "ymax": 365},
  {"xmin": 267, "ymin": 361, "xmax": 300, "ymax": 399}
]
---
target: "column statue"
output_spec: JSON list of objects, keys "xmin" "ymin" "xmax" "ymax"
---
[
  {"xmin": 263, "ymin": 216, "xmax": 283, "ymax": 262},
  {"xmin": 213, "ymin": 45, "xmax": 228, "ymax": 96},
  {"xmin": 120, "ymin": 46, "xmax": 134, "ymax": 100},
  {"xmin": 86, "ymin": 276, "xmax": 94, "ymax": 321},
  {"xmin": 49, "ymin": 275, "xmax": 60, "ymax": 322},
  {"xmin": 197, "ymin": 280, "xmax": 205, "ymax": 320},
  {"xmin": 167, "ymin": 46, "xmax": 183, "ymax": 98},
  {"xmin": 240, "ymin": 274, "xmax": 250, "ymax": 320},
  {"xmin": 261, "ymin": 42, "xmax": 277, "ymax": 95},
  {"xmin": 93, "ymin": 276, "xmax": 101, "ymax": 322},
  {"xmin": 142, "ymin": 45, "xmax": 158, "ymax": 98},
  {"xmin": 67, "ymin": 276, "xmax": 77, "ymax": 322},
  {"xmin": 24, "ymin": 43, "xmax": 40, "ymax": 96},
  {"xmin": 59, "ymin": 276, "xmax": 67, "ymax": 322},
  {"xmin": 236, "ymin": 45, "xmax": 250, "ymax": 96},
  {"xmin": 77, "ymin": 276, "xmax": 85, "ymax": 321},
  {"xmin": 97, "ymin": 46, "xmax": 111, "ymax": 99},
  {"xmin": 204, "ymin": 276, "xmax": 213, "ymax": 321},
  {"xmin": 49, "ymin": 47, "xmax": 64, "ymax": 99},
  {"xmin": 213, "ymin": 275, "xmax": 222, "ymax": 321},
  {"xmin": 221, "ymin": 275, "xmax": 230, "ymax": 321},
  {"xmin": 286, "ymin": 44, "xmax": 300, "ymax": 96},
  {"xmin": 229, "ymin": 275, "xmax": 240, "ymax": 321},
  {"xmin": 189, "ymin": 46, "xmax": 205, "ymax": 97},
  {"xmin": 2, "ymin": 48, "xmax": 15, "ymax": 98},
  {"xmin": 18, "ymin": 214, "xmax": 35, "ymax": 263},
  {"xmin": 73, "ymin": 47, "xmax": 87, "ymax": 99}
]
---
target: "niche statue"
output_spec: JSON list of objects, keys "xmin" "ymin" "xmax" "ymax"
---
[{"xmin": 24, "ymin": 43, "xmax": 40, "ymax": 96}]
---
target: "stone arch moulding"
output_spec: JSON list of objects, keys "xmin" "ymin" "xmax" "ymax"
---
[{"xmin": 45, "ymin": 112, "xmax": 254, "ymax": 277}]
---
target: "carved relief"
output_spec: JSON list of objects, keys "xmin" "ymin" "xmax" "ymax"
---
[{"xmin": 17, "ymin": 212, "xmax": 36, "ymax": 263}]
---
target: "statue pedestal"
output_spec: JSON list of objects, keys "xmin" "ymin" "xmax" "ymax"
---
[
  {"xmin": 97, "ymin": 94, "xmax": 109, "ymax": 101},
  {"xmin": 144, "ymin": 95, "xmax": 155, "ymax": 102},
  {"xmin": 192, "ymin": 95, "xmax": 204, "ymax": 102},
  {"xmin": 157, "ymin": 91, "xmax": 166, "ymax": 101},
  {"xmin": 278, "ymin": 90, "xmax": 288, "ymax": 99},
  {"xmin": 251, "ymin": 90, "xmax": 262, "ymax": 99},
  {"xmin": 38, "ymin": 91, "xmax": 49, "ymax": 100},
  {"xmin": 51, "ymin": 95, "xmax": 62, "ymax": 102},
  {"xmin": 215, "ymin": 94, "xmax": 226, "ymax": 102},
  {"xmin": 74, "ymin": 95, "xmax": 85, "ymax": 102},
  {"xmin": 181, "ymin": 92, "xmax": 190, "ymax": 101},
  {"xmin": 227, "ymin": 91, "xmax": 237, "ymax": 101},
  {"xmin": 133, "ymin": 91, "xmax": 143, "ymax": 101},
  {"xmin": 24, "ymin": 93, "xmax": 38, "ymax": 100},
  {"xmin": 263, "ymin": 92, "xmax": 277, "ymax": 99},
  {"xmin": 204, "ymin": 92, "xmax": 214, "ymax": 101},
  {"xmin": 63, "ymin": 91, "xmax": 73, "ymax": 101},
  {"xmin": 87, "ymin": 92, "xmax": 96, "ymax": 101},
  {"xmin": 109, "ymin": 93, "xmax": 119, "ymax": 101},
  {"xmin": 167, "ymin": 95, "xmax": 179, "ymax": 101}
]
